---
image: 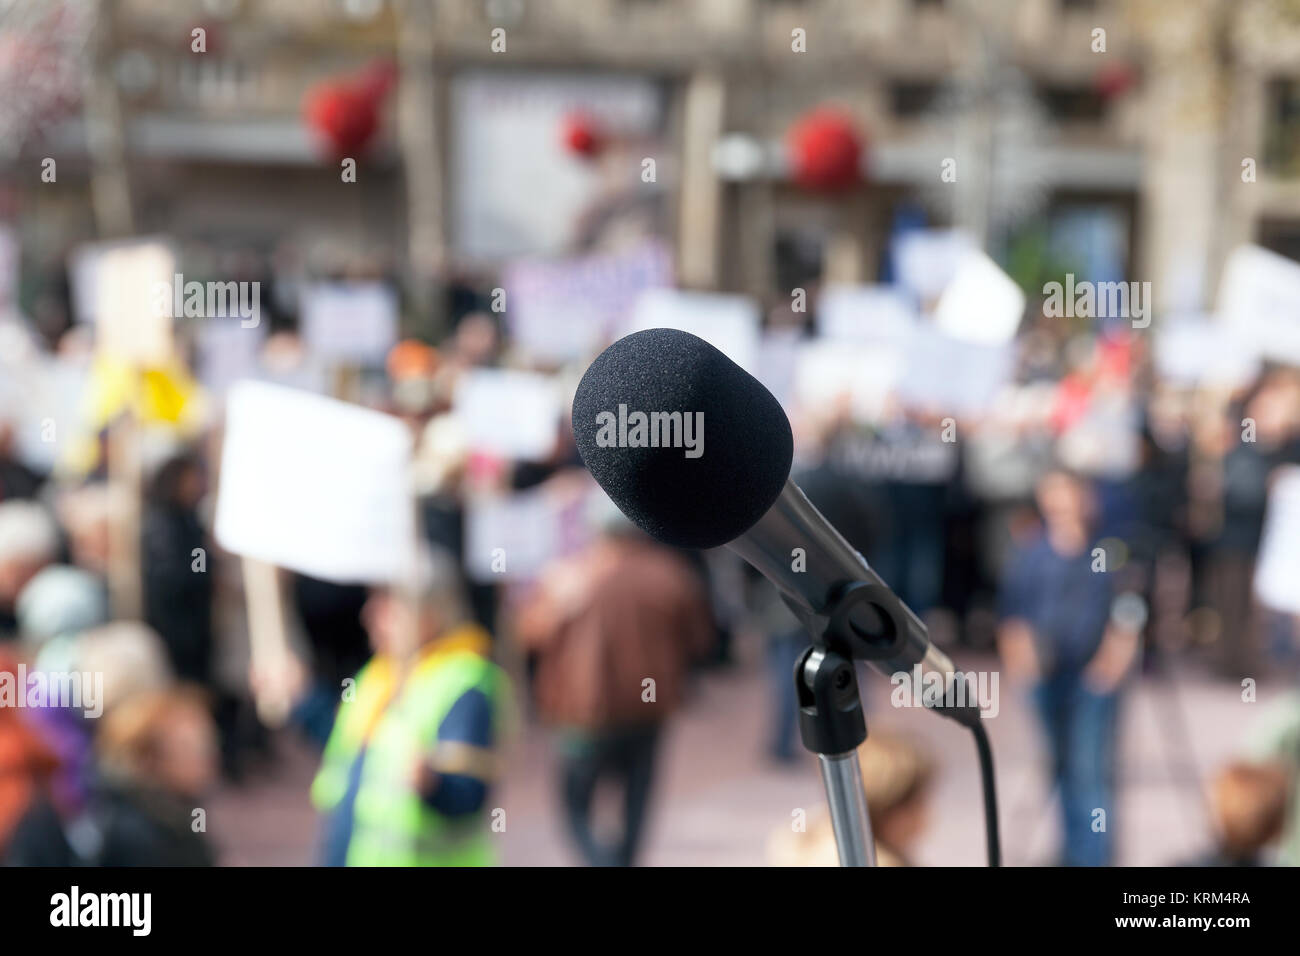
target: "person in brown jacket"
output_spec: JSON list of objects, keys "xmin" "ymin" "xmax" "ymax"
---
[{"xmin": 515, "ymin": 496, "xmax": 713, "ymax": 866}]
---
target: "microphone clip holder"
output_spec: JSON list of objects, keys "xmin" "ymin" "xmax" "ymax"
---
[{"xmin": 786, "ymin": 580, "xmax": 916, "ymax": 867}]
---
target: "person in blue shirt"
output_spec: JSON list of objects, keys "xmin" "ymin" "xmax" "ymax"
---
[{"xmin": 998, "ymin": 469, "xmax": 1141, "ymax": 866}]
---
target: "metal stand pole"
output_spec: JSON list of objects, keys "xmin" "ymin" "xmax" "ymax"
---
[
  {"xmin": 781, "ymin": 573, "xmax": 943, "ymax": 867},
  {"xmin": 818, "ymin": 751, "xmax": 877, "ymax": 866},
  {"xmin": 795, "ymin": 646, "xmax": 875, "ymax": 866}
]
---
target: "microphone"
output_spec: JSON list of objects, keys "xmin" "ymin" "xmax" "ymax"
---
[
  {"xmin": 573, "ymin": 328, "xmax": 1003, "ymax": 869},
  {"xmin": 571, "ymin": 327, "xmax": 964, "ymax": 718}
]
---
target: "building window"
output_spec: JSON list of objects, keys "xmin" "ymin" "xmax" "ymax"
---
[
  {"xmin": 1265, "ymin": 79, "xmax": 1300, "ymax": 176},
  {"xmin": 889, "ymin": 81, "xmax": 940, "ymax": 119},
  {"xmin": 1258, "ymin": 219, "xmax": 1300, "ymax": 263},
  {"xmin": 1039, "ymin": 84, "xmax": 1107, "ymax": 123},
  {"xmin": 774, "ymin": 228, "xmax": 825, "ymax": 297}
]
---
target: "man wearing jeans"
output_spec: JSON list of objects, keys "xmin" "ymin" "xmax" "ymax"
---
[{"xmin": 998, "ymin": 469, "xmax": 1141, "ymax": 866}]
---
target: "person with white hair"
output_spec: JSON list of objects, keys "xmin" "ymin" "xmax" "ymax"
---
[
  {"xmin": 16, "ymin": 564, "xmax": 108, "ymax": 650},
  {"xmin": 0, "ymin": 500, "xmax": 60, "ymax": 638}
]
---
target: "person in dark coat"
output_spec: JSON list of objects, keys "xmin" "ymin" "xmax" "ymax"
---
[{"xmin": 142, "ymin": 454, "xmax": 214, "ymax": 685}]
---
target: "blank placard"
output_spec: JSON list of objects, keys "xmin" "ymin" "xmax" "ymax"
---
[{"xmin": 215, "ymin": 381, "xmax": 416, "ymax": 584}]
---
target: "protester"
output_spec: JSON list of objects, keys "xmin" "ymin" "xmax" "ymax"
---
[
  {"xmin": 1244, "ymin": 691, "xmax": 1300, "ymax": 866},
  {"xmin": 87, "ymin": 686, "xmax": 219, "ymax": 866},
  {"xmin": 766, "ymin": 734, "xmax": 933, "ymax": 867},
  {"xmin": 0, "ymin": 501, "xmax": 59, "ymax": 639},
  {"xmin": 1180, "ymin": 761, "xmax": 1288, "ymax": 866},
  {"xmin": 142, "ymin": 452, "xmax": 215, "ymax": 685},
  {"xmin": 1, "ymin": 73, "xmax": 1298, "ymax": 875},
  {"xmin": 998, "ymin": 468, "xmax": 1142, "ymax": 866},
  {"xmin": 289, "ymin": 573, "xmax": 371, "ymax": 748},
  {"xmin": 311, "ymin": 549, "xmax": 508, "ymax": 866},
  {"xmin": 54, "ymin": 483, "xmax": 115, "ymax": 580},
  {"xmin": 0, "ymin": 648, "xmax": 69, "ymax": 865},
  {"xmin": 13, "ymin": 565, "xmax": 110, "ymax": 817},
  {"xmin": 0, "ymin": 421, "xmax": 42, "ymax": 504},
  {"xmin": 15, "ymin": 563, "xmax": 108, "ymax": 653},
  {"xmin": 514, "ymin": 497, "xmax": 713, "ymax": 866}
]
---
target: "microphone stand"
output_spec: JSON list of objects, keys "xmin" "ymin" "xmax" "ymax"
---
[
  {"xmin": 729, "ymin": 480, "xmax": 995, "ymax": 866},
  {"xmin": 794, "ymin": 643, "xmax": 876, "ymax": 866},
  {"xmin": 782, "ymin": 579, "xmax": 937, "ymax": 867}
]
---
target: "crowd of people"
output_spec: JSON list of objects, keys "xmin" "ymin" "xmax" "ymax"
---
[{"xmin": 1, "ymin": 235, "xmax": 1299, "ymax": 869}]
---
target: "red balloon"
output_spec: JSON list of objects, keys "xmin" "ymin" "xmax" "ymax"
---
[
  {"xmin": 303, "ymin": 63, "xmax": 394, "ymax": 158},
  {"xmin": 787, "ymin": 108, "xmax": 863, "ymax": 192},
  {"xmin": 561, "ymin": 112, "xmax": 603, "ymax": 159}
]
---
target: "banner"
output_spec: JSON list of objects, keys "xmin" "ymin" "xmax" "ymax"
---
[
  {"xmin": 816, "ymin": 284, "xmax": 916, "ymax": 344},
  {"xmin": 299, "ymin": 281, "xmax": 398, "ymax": 365},
  {"xmin": 626, "ymin": 287, "xmax": 760, "ymax": 372},
  {"xmin": 504, "ymin": 241, "xmax": 671, "ymax": 363}
]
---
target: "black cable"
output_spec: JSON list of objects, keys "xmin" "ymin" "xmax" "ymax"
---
[
  {"xmin": 926, "ymin": 696, "xmax": 1001, "ymax": 866},
  {"xmin": 969, "ymin": 721, "xmax": 1001, "ymax": 867}
]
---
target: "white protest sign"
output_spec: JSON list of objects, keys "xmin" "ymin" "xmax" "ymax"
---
[
  {"xmin": 817, "ymin": 284, "xmax": 916, "ymax": 344},
  {"xmin": 69, "ymin": 243, "xmax": 100, "ymax": 325},
  {"xmin": 897, "ymin": 325, "xmax": 1013, "ymax": 416},
  {"xmin": 1057, "ymin": 392, "xmax": 1141, "ymax": 479},
  {"xmin": 0, "ymin": 320, "xmax": 40, "ymax": 417},
  {"xmin": 1254, "ymin": 466, "xmax": 1300, "ymax": 615},
  {"xmin": 1154, "ymin": 316, "xmax": 1260, "ymax": 389},
  {"xmin": 453, "ymin": 369, "xmax": 561, "ymax": 460},
  {"xmin": 1217, "ymin": 244, "xmax": 1300, "ymax": 367},
  {"xmin": 755, "ymin": 329, "xmax": 801, "ymax": 411},
  {"xmin": 83, "ymin": 238, "xmax": 176, "ymax": 365},
  {"xmin": 934, "ymin": 249, "xmax": 1026, "ymax": 345},
  {"xmin": 13, "ymin": 356, "xmax": 88, "ymax": 473},
  {"xmin": 504, "ymin": 241, "xmax": 672, "ymax": 363},
  {"xmin": 197, "ymin": 317, "xmax": 266, "ymax": 399},
  {"xmin": 214, "ymin": 381, "xmax": 416, "ymax": 584},
  {"xmin": 626, "ymin": 287, "xmax": 760, "ymax": 372},
  {"xmin": 793, "ymin": 340, "xmax": 903, "ymax": 424},
  {"xmin": 464, "ymin": 480, "xmax": 594, "ymax": 582},
  {"xmin": 892, "ymin": 229, "xmax": 976, "ymax": 302},
  {"xmin": 300, "ymin": 282, "xmax": 399, "ymax": 365},
  {"xmin": 0, "ymin": 325, "xmax": 85, "ymax": 472},
  {"xmin": 465, "ymin": 491, "xmax": 554, "ymax": 583}
]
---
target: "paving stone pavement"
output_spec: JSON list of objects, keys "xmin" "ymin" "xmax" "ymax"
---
[{"xmin": 207, "ymin": 649, "xmax": 1284, "ymax": 867}]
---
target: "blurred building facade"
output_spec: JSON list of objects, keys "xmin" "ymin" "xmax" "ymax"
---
[{"xmin": 6, "ymin": 0, "xmax": 1300, "ymax": 325}]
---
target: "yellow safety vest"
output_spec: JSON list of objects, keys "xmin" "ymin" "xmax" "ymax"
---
[{"xmin": 311, "ymin": 625, "xmax": 506, "ymax": 866}]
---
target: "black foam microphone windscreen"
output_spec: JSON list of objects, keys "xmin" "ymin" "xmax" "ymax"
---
[{"xmin": 572, "ymin": 328, "xmax": 794, "ymax": 549}]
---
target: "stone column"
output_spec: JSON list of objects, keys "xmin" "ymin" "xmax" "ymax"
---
[{"xmin": 677, "ymin": 71, "xmax": 727, "ymax": 289}]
